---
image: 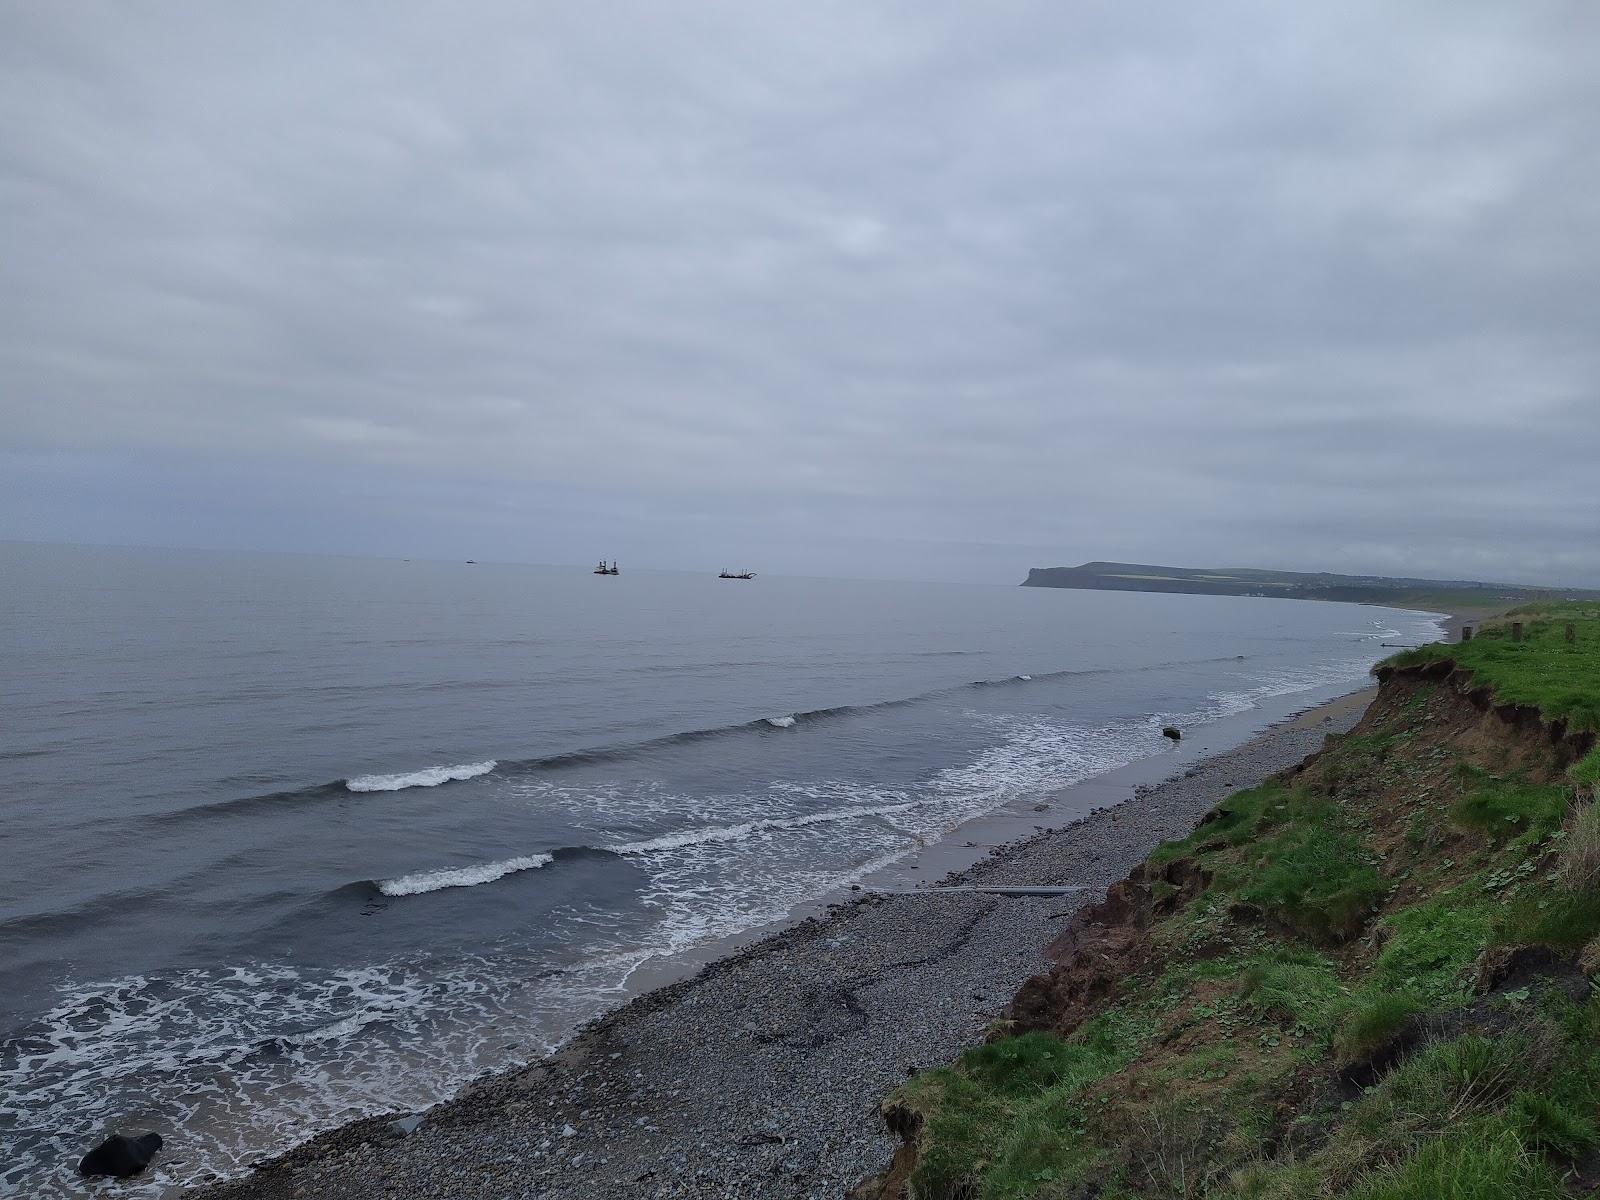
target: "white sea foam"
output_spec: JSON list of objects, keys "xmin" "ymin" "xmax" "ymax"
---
[
  {"xmin": 930, "ymin": 713, "xmax": 1132, "ymax": 823},
  {"xmin": 764, "ymin": 715, "xmax": 797, "ymax": 728},
  {"xmin": 613, "ymin": 799, "xmax": 919, "ymax": 856},
  {"xmin": 1159, "ymin": 658, "xmax": 1375, "ymax": 731},
  {"xmin": 378, "ymin": 853, "xmax": 553, "ymax": 896},
  {"xmin": 346, "ymin": 760, "xmax": 497, "ymax": 793},
  {"xmin": 0, "ymin": 958, "xmax": 513, "ymax": 1199}
]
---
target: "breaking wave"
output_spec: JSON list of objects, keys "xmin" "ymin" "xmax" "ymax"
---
[
  {"xmin": 369, "ymin": 846, "xmax": 622, "ymax": 898},
  {"xmin": 377, "ymin": 852, "xmax": 554, "ymax": 896},
  {"xmin": 375, "ymin": 802, "xmax": 923, "ymax": 900},
  {"xmin": 346, "ymin": 760, "xmax": 497, "ymax": 793},
  {"xmin": 612, "ymin": 799, "xmax": 919, "ymax": 856}
]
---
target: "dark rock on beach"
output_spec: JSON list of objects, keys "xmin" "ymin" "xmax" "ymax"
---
[{"xmin": 80, "ymin": 1132, "xmax": 163, "ymax": 1178}]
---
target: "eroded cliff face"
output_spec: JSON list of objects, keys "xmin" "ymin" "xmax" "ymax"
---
[{"xmin": 853, "ymin": 663, "xmax": 1597, "ymax": 1200}]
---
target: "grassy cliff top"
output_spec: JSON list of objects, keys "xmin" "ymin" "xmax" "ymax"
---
[
  {"xmin": 864, "ymin": 612, "xmax": 1600, "ymax": 1199},
  {"xmin": 1385, "ymin": 605, "xmax": 1600, "ymax": 784}
]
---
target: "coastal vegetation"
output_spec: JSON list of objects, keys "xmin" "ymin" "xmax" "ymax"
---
[
  {"xmin": 1020, "ymin": 562, "xmax": 1598, "ymax": 614},
  {"xmin": 857, "ymin": 606, "xmax": 1600, "ymax": 1199}
]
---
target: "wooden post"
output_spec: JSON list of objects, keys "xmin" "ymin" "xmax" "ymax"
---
[
  {"xmin": 1568, "ymin": 623, "xmax": 1577, "ymax": 645},
  {"xmin": 1461, "ymin": 626, "xmax": 1473, "ymax": 642},
  {"xmin": 1512, "ymin": 622, "xmax": 1524, "ymax": 643}
]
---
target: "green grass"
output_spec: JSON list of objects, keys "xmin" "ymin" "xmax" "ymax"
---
[
  {"xmin": 1507, "ymin": 1090, "xmax": 1599, "ymax": 1158},
  {"xmin": 1231, "ymin": 806, "xmax": 1386, "ymax": 943},
  {"xmin": 1374, "ymin": 898, "xmax": 1494, "ymax": 1003},
  {"xmin": 1494, "ymin": 887, "xmax": 1600, "ymax": 950},
  {"xmin": 1333, "ymin": 1001, "xmax": 1600, "ymax": 1196},
  {"xmin": 1344, "ymin": 1125, "xmax": 1566, "ymax": 1200},
  {"xmin": 1450, "ymin": 769, "xmax": 1568, "ymax": 845},
  {"xmin": 897, "ymin": 1010, "xmax": 1155, "ymax": 1199},
  {"xmin": 1385, "ymin": 609, "xmax": 1600, "ymax": 732},
  {"xmin": 1239, "ymin": 946, "xmax": 1346, "ymax": 1028},
  {"xmin": 1146, "ymin": 781, "xmax": 1286, "ymax": 866},
  {"xmin": 1150, "ymin": 783, "xmax": 1386, "ymax": 948},
  {"xmin": 1214, "ymin": 1161, "xmax": 1323, "ymax": 1200},
  {"xmin": 1573, "ymin": 748, "xmax": 1600, "ymax": 790},
  {"xmin": 956, "ymin": 1031, "xmax": 1109, "ymax": 1095},
  {"xmin": 1336, "ymin": 991, "xmax": 1425, "ymax": 1065}
]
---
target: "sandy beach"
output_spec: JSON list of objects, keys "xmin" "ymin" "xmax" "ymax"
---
[{"xmin": 193, "ymin": 686, "xmax": 1375, "ymax": 1200}]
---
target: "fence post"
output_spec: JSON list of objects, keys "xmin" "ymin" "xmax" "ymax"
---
[
  {"xmin": 1568, "ymin": 623, "xmax": 1577, "ymax": 645},
  {"xmin": 1461, "ymin": 626, "xmax": 1473, "ymax": 642},
  {"xmin": 1512, "ymin": 622, "xmax": 1524, "ymax": 643}
]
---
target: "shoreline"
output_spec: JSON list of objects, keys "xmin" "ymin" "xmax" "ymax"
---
[{"xmin": 195, "ymin": 682, "xmax": 1382, "ymax": 1199}]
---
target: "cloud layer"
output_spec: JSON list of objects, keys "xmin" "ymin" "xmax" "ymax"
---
[{"xmin": 4, "ymin": 2, "xmax": 1598, "ymax": 582}]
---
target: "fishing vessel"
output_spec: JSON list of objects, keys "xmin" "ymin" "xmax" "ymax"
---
[
  {"xmin": 717, "ymin": 569, "xmax": 756, "ymax": 579},
  {"xmin": 593, "ymin": 560, "xmax": 619, "ymax": 575}
]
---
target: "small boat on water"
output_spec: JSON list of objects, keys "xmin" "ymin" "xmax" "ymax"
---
[
  {"xmin": 593, "ymin": 560, "xmax": 620, "ymax": 575},
  {"xmin": 718, "ymin": 569, "xmax": 756, "ymax": 580}
]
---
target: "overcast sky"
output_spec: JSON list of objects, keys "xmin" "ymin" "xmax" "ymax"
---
[{"xmin": 3, "ymin": 2, "xmax": 1597, "ymax": 584}]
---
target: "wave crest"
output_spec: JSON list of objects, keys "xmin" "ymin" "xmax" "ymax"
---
[
  {"xmin": 346, "ymin": 760, "xmax": 497, "ymax": 793},
  {"xmin": 377, "ymin": 852, "xmax": 553, "ymax": 896}
]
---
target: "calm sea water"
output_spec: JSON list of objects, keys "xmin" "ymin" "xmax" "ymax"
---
[{"xmin": 0, "ymin": 543, "xmax": 1442, "ymax": 1195}]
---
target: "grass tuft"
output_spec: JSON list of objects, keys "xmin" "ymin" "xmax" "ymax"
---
[
  {"xmin": 1336, "ymin": 991, "xmax": 1424, "ymax": 1066},
  {"xmin": 957, "ymin": 1031, "xmax": 1103, "ymax": 1095},
  {"xmin": 1507, "ymin": 1090, "xmax": 1600, "ymax": 1158},
  {"xmin": 1234, "ymin": 810, "xmax": 1385, "ymax": 943},
  {"xmin": 1239, "ymin": 946, "xmax": 1344, "ymax": 1026},
  {"xmin": 1450, "ymin": 769, "xmax": 1568, "ymax": 845},
  {"xmin": 897, "ymin": 1010, "xmax": 1155, "ymax": 1199},
  {"xmin": 1558, "ymin": 801, "xmax": 1600, "ymax": 893},
  {"xmin": 1344, "ymin": 1126, "xmax": 1565, "ymax": 1200},
  {"xmin": 1147, "ymin": 782, "xmax": 1286, "ymax": 866},
  {"xmin": 1374, "ymin": 899, "xmax": 1493, "ymax": 1003},
  {"xmin": 1495, "ymin": 888, "xmax": 1600, "ymax": 950},
  {"xmin": 1573, "ymin": 749, "xmax": 1600, "ymax": 791}
]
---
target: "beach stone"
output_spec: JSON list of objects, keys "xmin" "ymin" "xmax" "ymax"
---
[
  {"xmin": 79, "ymin": 1131, "xmax": 163, "ymax": 1178},
  {"xmin": 1162, "ymin": 726, "xmax": 1182, "ymax": 742}
]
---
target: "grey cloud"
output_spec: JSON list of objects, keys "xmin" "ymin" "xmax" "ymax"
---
[{"xmin": 2, "ymin": 1, "xmax": 1598, "ymax": 584}]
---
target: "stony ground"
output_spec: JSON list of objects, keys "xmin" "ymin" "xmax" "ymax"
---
[{"xmin": 195, "ymin": 700, "xmax": 1367, "ymax": 1200}]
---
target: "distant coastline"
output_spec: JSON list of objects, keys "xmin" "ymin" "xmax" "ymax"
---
[{"xmin": 1021, "ymin": 559, "xmax": 1595, "ymax": 616}]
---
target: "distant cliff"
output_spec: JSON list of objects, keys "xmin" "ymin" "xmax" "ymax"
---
[{"xmin": 1020, "ymin": 561, "xmax": 1587, "ymax": 610}]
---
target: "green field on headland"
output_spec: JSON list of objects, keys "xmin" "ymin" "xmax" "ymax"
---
[
  {"xmin": 857, "ymin": 606, "xmax": 1600, "ymax": 1199},
  {"xmin": 1021, "ymin": 562, "xmax": 1598, "ymax": 615}
]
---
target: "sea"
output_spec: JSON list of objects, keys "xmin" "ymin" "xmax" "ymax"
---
[{"xmin": 0, "ymin": 542, "xmax": 1444, "ymax": 1196}]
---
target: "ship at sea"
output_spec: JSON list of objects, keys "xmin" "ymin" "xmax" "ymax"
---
[
  {"xmin": 593, "ymin": 560, "xmax": 619, "ymax": 575},
  {"xmin": 717, "ymin": 569, "xmax": 755, "ymax": 579}
]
